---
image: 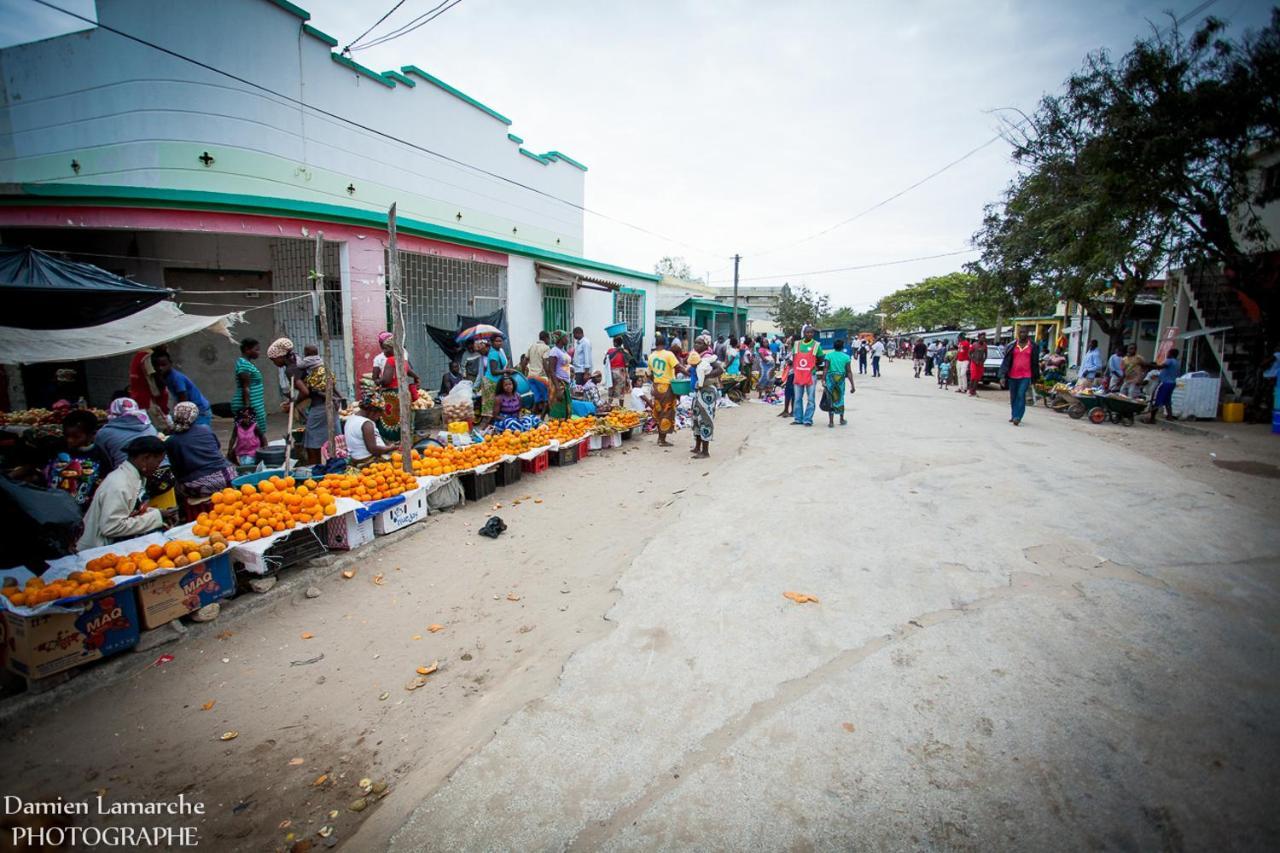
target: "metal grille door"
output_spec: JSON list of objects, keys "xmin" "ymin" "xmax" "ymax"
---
[
  {"xmin": 543, "ymin": 285, "xmax": 573, "ymax": 338},
  {"xmin": 396, "ymin": 252, "xmax": 504, "ymax": 385},
  {"xmin": 614, "ymin": 289, "xmax": 644, "ymax": 336},
  {"xmin": 270, "ymin": 238, "xmax": 348, "ymax": 398}
]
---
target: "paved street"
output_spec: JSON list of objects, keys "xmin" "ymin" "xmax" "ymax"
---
[
  {"xmin": 382, "ymin": 363, "xmax": 1280, "ymax": 851},
  {"xmin": 5, "ymin": 360, "xmax": 1278, "ymax": 851}
]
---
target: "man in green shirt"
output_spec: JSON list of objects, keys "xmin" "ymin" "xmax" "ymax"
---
[
  {"xmin": 791, "ymin": 326, "xmax": 823, "ymax": 427},
  {"xmin": 821, "ymin": 339, "xmax": 855, "ymax": 427}
]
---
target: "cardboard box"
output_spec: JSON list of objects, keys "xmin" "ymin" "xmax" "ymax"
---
[
  {"xmin": 4, "ymin": 591, "xmax": 140, "ymax": 679},
  {"xmin": 135, "ymin": 554, "xmax": 235, "ymax": 629},
  {"xmin": 324, "ymin": 511, "xmax": 375, "ymax": 551},
  {"xmin": 373, "ymin": 487, "xmax": 427, "ymax": 535}
]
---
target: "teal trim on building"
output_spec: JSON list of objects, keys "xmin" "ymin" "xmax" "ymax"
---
[
  {"xmin": 382, "ymin": 70, "xmax": 416, "ymax": 87},
  {"xmin": 542, "ymin": 151, "xmax": 588, "ymax": 172},
  {"xmin": 518, "ymin": 148, "xmax": 549, "ymax": 165},
  {"xmin": 507, "ymin": 133, "xmax": 524, "ymax": 144},
  {"xmin": 265, "ymin": 0, "xmax": 310, "ymax": 21},
  {"xmin": 8, "ymin": 184, "xmax": 662, "ymax": 282},
  {"xmin": 302, "ymin": 24, "xmax": 338, "ymax": 46},
  {"xmin": 400, "ymin": 66, "xmax": 512, "ymax": 126},
  {"xmin": 332, "ymin": 54, "xmax": 394, "ymax": 88}
]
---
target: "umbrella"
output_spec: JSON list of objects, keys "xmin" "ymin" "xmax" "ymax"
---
[{"xmin": 456, "ymin": 323, "xmax": 503, "ymax": 344}]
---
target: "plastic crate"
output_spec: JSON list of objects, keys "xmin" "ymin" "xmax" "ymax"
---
[
  {"xmin": 576, "ymin": 440, "xmax": 589, "ymax": 461},
  {"xmin": 496, "ymin": 458, "xmax": 522, "ymax": 487},
  {"xmin": 548, "ymin": 446, "xmax": 577, "ymax": 467},
  {"xmin": 459, "ymin": 469, "xmax": 497, "ymax": 501},
  {"xmin": 521, "ymin": 452, "xmax": 549, "ymax": 474},
  {"xmin": 620, "ymin": 427, "xmax": 635, "ymax": 441}
]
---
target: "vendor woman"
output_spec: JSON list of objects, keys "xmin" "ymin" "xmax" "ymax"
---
[
  {"xmin": 78, "ymin": 435, "xmax": 169, "ymax": 549},
  {"xmin": 166, "ymin": 401, "xmax": 236, "ymax": 520},
  {"xmin": 344, "ymin": 392, "xmax": 397, "ymax": 465},
  {"xmin": 267, "ymin": 337, "xmax": 337, "ymax": 466}
]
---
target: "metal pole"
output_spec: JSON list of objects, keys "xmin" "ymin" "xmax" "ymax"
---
[
  {"xmin": 731, "ymin": 254, "xmax": 741, "ymax": 338},
  {"xmin": 313, "ymin": 231, "xmax": 337, "ymax": 460},
  {"xmin": 387, "ymin": 204, "xmax": 413, "ymax": 473}
]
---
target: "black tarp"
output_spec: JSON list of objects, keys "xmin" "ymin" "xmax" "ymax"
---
[
  {"xmin": 0, "ymin": 245, "xmax": 171, "ymax": 330},
  {"xmin": 424, "ymin": 308, "xmax": 512, "ymax": 378}
]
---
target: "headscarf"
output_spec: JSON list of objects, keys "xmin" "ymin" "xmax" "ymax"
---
[
  {"xmin": 109, "ymin": 397, "xmax": 151, "ymax": 425},
  {"xmin": 358, "ymin": 391, "xmax": 385, "ymax": 411},
  {"xmin": 266, "ymin": 337, "xmax": 295, "ymax": 360},
  {"xmin": 377, "ymin": 331, "xmax": 394, "ymax": 347},
  {"xmin": 171, "ymin": 401, "xmax": 199, "ymax": 432}
]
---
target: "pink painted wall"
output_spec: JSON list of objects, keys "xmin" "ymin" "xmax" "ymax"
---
[{"xmin": 0, "ymin": 204, "xmax": 509, "ymax": 383}]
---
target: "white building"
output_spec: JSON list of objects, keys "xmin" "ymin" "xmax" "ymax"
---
[{"xmin": 0, "ymin": 0, "xmax": 657, "ymax": 405}]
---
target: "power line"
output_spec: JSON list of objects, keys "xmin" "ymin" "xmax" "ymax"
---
[
  {"xmin": 735, "ymin": 248, "xmax": 977, "ymax": 282},
  {"xmin": 350, "ymin": 0, "xmax": 461, "ymax": 52},
  {"xmin": 28, "ymin": 0, "xmax": 725, "ymax": 260},
  {"xmin": 748, "ymin": 134, "xmax": 1003, "ymax": 260},
  {"xmin": 343, "ymin": 0, "xmax": 410, "ymax": 53}
]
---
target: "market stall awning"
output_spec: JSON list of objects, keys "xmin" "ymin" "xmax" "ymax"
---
[
  {"xmin": 536, "ymin": 262, "xmax": 622, "ymax": 292},
  {"xmin": 0, "ymin": 301, "xmax": 239, "ymax": 365},
  {"xmin": 0, "ymin": 245, "xmax": 172, "ymax": 329}
]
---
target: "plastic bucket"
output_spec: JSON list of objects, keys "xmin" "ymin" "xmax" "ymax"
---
[
  {"xmin": 604, "ymin": 321, "xmax": 628, "ymax": 338},
  {"xmin": 669, "ymin": 378, "xmax": 692, "ymax": 396},
  {"xmin": 1221, "ymin": 402, "xmax": 1245, "ymax": 423}
]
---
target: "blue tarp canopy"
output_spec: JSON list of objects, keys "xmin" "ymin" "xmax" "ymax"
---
[{"xmin": 0, "ymin": 245, "xmax": 171, "ymax": 329}]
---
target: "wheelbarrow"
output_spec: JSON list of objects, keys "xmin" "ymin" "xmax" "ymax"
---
[
  {"xmin": 1099, "ymin": 394, "xmax": 1147, "ymax": 427},
  {"xmin": 1056, "ymin": 388, "xmax": 1108, "ymax": 422}
]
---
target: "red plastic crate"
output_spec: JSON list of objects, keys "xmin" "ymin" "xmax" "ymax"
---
[
  {"xmin": 576, "ymin": 440, "xmax": 589, "ymax": 460},
  {"xmin": 521, "ymin": 451, "xmax": 549, "ymax": 474}
]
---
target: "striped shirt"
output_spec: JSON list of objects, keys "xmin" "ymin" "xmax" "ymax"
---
[{"xmin": 233, "ymin": 356, "xmax": 267, "ymax": 431}]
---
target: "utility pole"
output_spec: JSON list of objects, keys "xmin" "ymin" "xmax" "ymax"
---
[
  {"xmin": 386, "ymin": 204, "xmax": 413, "ymax": 473},
  {"xmin": 731, "ymin": 254, "xmax": 741, "ymax": 338},
  {"xmin": 312, "ymin": 231, "xmax": 336, "ymax": 460}
]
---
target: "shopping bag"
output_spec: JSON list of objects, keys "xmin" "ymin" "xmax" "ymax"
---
[{"xmin": 819, "ymin": 388, "xmax": 831, "ymax": 412}]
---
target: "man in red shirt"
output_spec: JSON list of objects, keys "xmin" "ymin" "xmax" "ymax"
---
[
  {"xmin": 1000, "ymin": 327, "xmax": 1040, "ymax": 425},
  {"xmin": 967, "ymin": 332, "xmax": 989, "ymax": 396},
  {"xmin": 954, "ymin": 334, "xmax": 971, "ymax": 394}
]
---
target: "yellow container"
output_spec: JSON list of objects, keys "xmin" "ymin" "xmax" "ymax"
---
[{"xmin": 1221, "ymin": 402, "xmax": 1244, "ymax": 423}]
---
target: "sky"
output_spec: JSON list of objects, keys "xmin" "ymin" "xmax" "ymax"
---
[{"xmin": 2, "ymin": 0, "xmax": 1274, "ymax": 309}]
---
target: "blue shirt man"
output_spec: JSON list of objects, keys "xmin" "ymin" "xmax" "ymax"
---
[{"xmin": 165, "ymin": 368, "xmax": 211, "ymax": 422}]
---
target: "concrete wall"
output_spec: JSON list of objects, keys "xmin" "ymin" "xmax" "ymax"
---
[{"xmin": 0, "ymin": 0, "xmax": 586, "ymax": 253}]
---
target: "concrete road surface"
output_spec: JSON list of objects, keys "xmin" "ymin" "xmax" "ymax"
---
[{"xmin": 385, "ymin": 363, "xmax": 1280, "ymax": 851}]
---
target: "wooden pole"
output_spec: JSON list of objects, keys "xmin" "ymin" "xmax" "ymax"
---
[
  {"xmin": 313, "ymin": 231, "xmax": 337, "ymax": 461},
  {"xmin": 387, "ymin": 204, "xmax": 413, "ymax": 473}
]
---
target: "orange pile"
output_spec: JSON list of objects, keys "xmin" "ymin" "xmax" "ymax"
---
[
  {"xmin": 196, "ymin": 476, "xmax": 338, "ymax": 543},
  {"xmin": 1, "ymin": 539, "xmax": 219, "ymax": 607},
  {"xmin": 320, "ymin": 461, "xmax": 420, "ymax": 502},
  {"xmin": 544, "ymin": 417, "xmax": 595, "ymax": 443},
  {"xmin": 603, "ymin": 409, "xmax": 641, "ymax": 430}
]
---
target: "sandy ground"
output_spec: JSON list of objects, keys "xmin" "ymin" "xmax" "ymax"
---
[
  {"xmin": 0, "ymin": 402, "xmax": 756, "ymax": 851},
  {"xmin": 2, "ymin": 362, "xmax": 1278, "ymax": 851}
]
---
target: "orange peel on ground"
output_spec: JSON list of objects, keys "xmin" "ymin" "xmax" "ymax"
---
[{"xmin": 783, "ymin": 591, "xmax": 819, "ymax": 604}]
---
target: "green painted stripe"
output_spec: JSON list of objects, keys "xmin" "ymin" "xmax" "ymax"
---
[
  {"xmin": 332, "ymin": 54, "xmax": 395, "ymax": 89},
  {"xmin": 400, "ymin": 65, "xmax": 512, "ymax": 126},
  {"xmin": 265, "ymin": 0, "xmax": 310, "ymax": 21},
  {"xmin": 518, "ymin": 148, "xmax": 549, "ymax": 165},
  {"xmin": 383, "ymin": 70, "xmax": 416, "ymax": 87},
  {"xmin": 302, "ymin": 24, "xmax": 338, "ymax": 46},
  {"xmin": 507, "ymin": 133, "xmax": 524, "ymax": 144},
  {"xmin": 542, "ymin": 150, "xmax": 588, "ymax": 172},
  {"xmin": 7, "ymin": 184, "xmax": 661, "ymax": 281}
]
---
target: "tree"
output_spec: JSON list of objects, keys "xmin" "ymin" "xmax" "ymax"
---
[
  {"xmin": 996, "ymin": 11, "xmax": 1280, "ymax": 384},
  {"xmin": 822, "ymin": 305, "xmax": 880, "ymax": 334},
  {"xmin": 878, "ymin": 272, "xmax": 998, "ymax": 331},
  {"xmin": 654, "ymin": 256, "xmax": 700, "ymax": 281},
  {"xmin": 771, "ymin": 283, "xmax": 829, "ymax": 335}
]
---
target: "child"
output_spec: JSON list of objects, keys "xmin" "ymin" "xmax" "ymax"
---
[
  {"xmin": 938, "ymin": 358, "xmax": 951, "ymax": 388},
  {"xmin": 228, "ymin": 407, "xmax": 266, "ymax": 466}
]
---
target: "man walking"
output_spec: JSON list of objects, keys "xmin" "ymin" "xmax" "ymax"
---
[
  {"xmin": 967, "ymin": 332, "xmax": 988, "ymax": 396},
  {"xmin": 570, "ymin": 327, "xmax": 592, "ymax": 384},
  {"xmin": 856, "ymin": 339, "xmax": 868, "ymax": 375},
  {"xmin": 912, "ymin": 338, "xmax": 927, "ymax": 378},
  {"xmin": 871, "ymin": 338, "xmax": 885, "ymax": 377},
  {"xmin": 791, "ymin": 326, "xmax": 823, "ymax": 427},
  {"xmin": 954, "ymin": 333, "xmax": 970, "ymax": 394},
  {"xmin": 1000, "ymin": 327, "xmax": 1040, "ymax": 426}
]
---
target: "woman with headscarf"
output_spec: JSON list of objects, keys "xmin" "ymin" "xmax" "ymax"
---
[
  {"xmin": 343, "ymin": 392, "xmax": 397, "ymax": 467},
  {"xmin": 95, "ymin": 398, "xmax": 160, "ymax": 472},
  {"xmin": 166, "ymin": 401, "xmax": 236, "ymax": 520},
  {"xmin": 689, "ymin": 339, "xmax": 722, "ymax": 458},
  {"xmin": 478, "ymin": 334, "xmax": 513, "ymax": 425},
  {"xmin": 267, "ymin": 337, "xmax": 335, "ymax": 466},
  {"xmin": 375, "ymin": 331, "xmax": 420, "ymax": 435},
  {"xmin": 128, "ymin": 348, "xmax": 169, "ymax": 427}
]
